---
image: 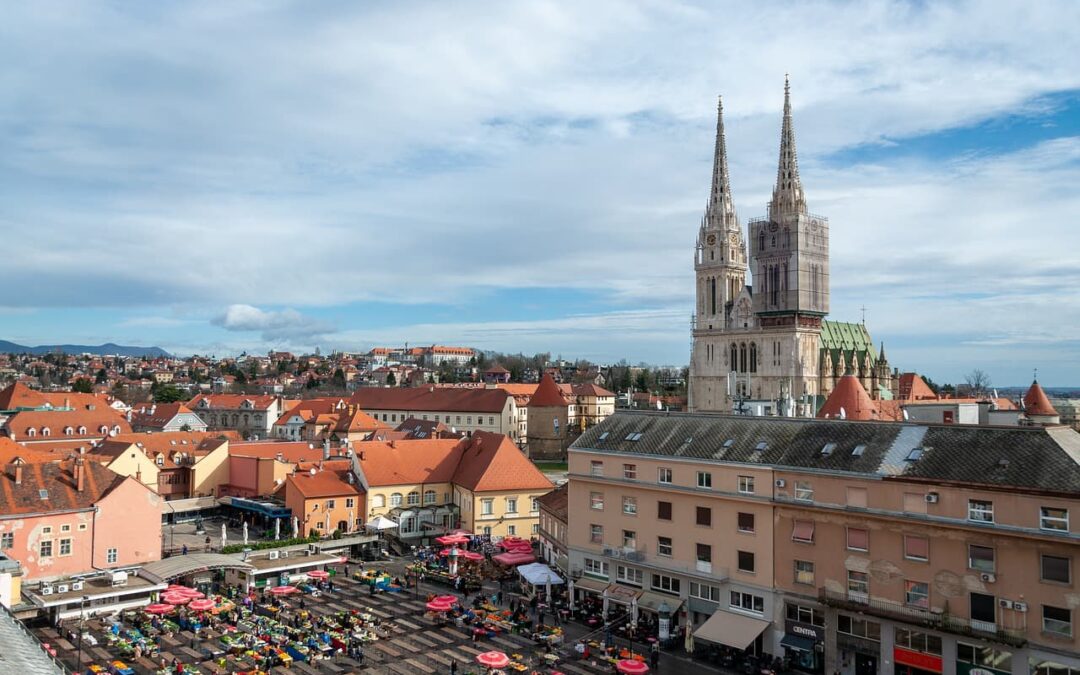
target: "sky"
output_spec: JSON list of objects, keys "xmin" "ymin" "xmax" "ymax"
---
[{"xmin": 1, "ymin": 1, "xmax": 1080, "ymax": 386}]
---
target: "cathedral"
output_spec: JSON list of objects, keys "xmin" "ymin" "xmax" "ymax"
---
[{"xmin": 688, "ymin": 79, "xmax": 896, "ymax": 415}]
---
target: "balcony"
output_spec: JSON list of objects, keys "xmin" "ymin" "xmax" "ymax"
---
[
  {"xmin": 601, "ymin": 546, "xmax": 728, "ymax": 581},
  {"xmin": 818, "ymin": 588, "xmax": 1027, "ymax": 648}
]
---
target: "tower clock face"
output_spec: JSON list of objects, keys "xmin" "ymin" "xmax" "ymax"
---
[
  {"xmin": 729, "ymin": 233, "xmax": 739, "ymax": 245},
  {"xmin": 706, "ymin": 234, "xmax": 716, "ymax": 245}
]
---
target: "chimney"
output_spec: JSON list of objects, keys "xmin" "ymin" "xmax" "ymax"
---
[
  {"xmin": 12, "ymin": 461, "xmax": 23, "ymax": 485},
  {"xmin": 74, "ymin": 457, "xmax": 86, "ymax": 492},
  {"xmin": 389, "ymin": 440, "xmax": 396, "ymax": 449},
  {"xmin": 322, "ymin": 439, "xmax": 330, "ymax": 461},
  {"xmin": 64, "ymin": 397, "xmax": 70, "ymax": 409}
]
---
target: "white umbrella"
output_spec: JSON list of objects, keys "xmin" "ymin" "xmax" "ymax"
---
[
  {"xmin": 292, "ymin": 516, "xmax": 299, "ymax": 538},
  {"xmin": 685, "ymin": 624, "xmax": 695, "ymax": 653},
  {"xmin": 348, "ymin": 510, "xmax": 354, "ymax": 534},
  {"xmin": 567, "ymin": 578, "xmax": 575, "ymax": 611},
  {"xmin": 242, "ymin": 521, "xmax": 249, "ymax": 545},
  {"xmin": 220, "ymin": 523, "xmax": 227, "ymax": 549},
  {"xmin": 366, "ymin": 515, "xmax": 398, "ymax": 531},
  {"xmin": 274, "ymin": 518, "xmax": 281, "ymax": 541},
  {"xmin": 324, "ymin": 512, "xmax": 330, "ymax": 533}
]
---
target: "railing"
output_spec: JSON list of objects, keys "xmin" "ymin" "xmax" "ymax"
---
[
  {"xmin": 818, "ymin": 588, "xmax": 1027, "ymax": 648},
  {"xmin": 600, "ymin": 546, "xmax": 728, "ymax": 581}
]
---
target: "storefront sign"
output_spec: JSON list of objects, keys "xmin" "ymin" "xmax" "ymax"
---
[
  {"xmin": 658, "ymin": 617, "xmax": 670, "ymax": 640},
  {"xmin": 785, "ymin": 619, "xmax": 825, "ymax": 642},
  {"xmin": 894, "ymin": 647, "xmax": 943, "ymax": 673}
]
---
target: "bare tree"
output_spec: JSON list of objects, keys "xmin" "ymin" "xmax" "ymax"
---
[{"xmin": 963, "ymin": 369, "xmax": 992, "ymax": 397}]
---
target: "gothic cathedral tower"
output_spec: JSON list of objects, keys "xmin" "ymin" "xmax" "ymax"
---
[{"xmin": 690, "ymin": 78, "xmax": 827, "ymax": 415}]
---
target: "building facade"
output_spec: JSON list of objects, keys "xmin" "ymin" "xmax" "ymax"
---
[{"xmin": 187, "ymin": 393, "xmax": 285, "ymax": 439}]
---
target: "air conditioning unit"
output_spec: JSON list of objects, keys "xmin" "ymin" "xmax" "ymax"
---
[
  {"xmin": 308, "ymin": 544, "xmax": 321, "ymax": 554},
  {"xmin": 999, "ymin": 598, "xmax": 1013, "ymax": 609},
  {"xmin": 268, "ymin": 551, "xmax": 280, "ymax": 560},
  {"xmin": 71, "ymin": 581, "xmax": 84, "ymax": 591},
  {"xmin": 56, "ymin": 584, "xmax": 70, "ymax": 594},
  {"xmin": 1013, "ymin": 601, "xmax": 1028, "ymax": 612},
  {"xmin": 280, "ymin": 550, "xmax": 288, "ymax": 558},
  {"xmin": 110, "ymin": 571, "xmax": 128, "ymax": 587},
  {"xmin": 980, "ymin": 573, "xmax": 996, "ymax": 583},
  {"xmin": 774, "ymin": 479, "xmax": 786, "ymax": 488},
  {"xmin": 41, "ymin": 585, "xmax": 54, "ymax": 595},
  {"xmin": 924, "ymin": 493, "xmax": 939, "ymax": 504}
]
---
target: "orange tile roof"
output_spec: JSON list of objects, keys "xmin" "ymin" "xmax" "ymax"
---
[
  {"xmin": 274, "ymin": 398, "xmax": 347, "ymax": 426},
  {"xmin": 0, "ymin": 447, "xmax": 127, "ymax": 516},
  {"xmin": 452, "ymin": 432, "xmax": 553, "ymax": 492},
  {"xmin": 0, "ymin": 382, "xmax": 114, "ymax": 411},
  {"xmin": 187, "ymin": 393, "xmax": 279, "ymax": 411},
  {"xmin": 228, "ymin": 441, "xmax": 326, "ymax": 462},
  {"xmin": 527, "ymin": 373, "xmax": 568, "ymax": 408},
  {"xmin": 356, "ymin": 439, "xmax": 464, "ymax": 486},
  {"xmin": 1023, "ymin": 380, "xmax": 1057, "ymax": 417},
  {"xmin": 130, "ymin": 403, "xmax": 199, "ymax": 428},
  {"xmin": 818, "ymin": 375, "xmax": 879, "ymax": 421},
  {"xmin": 3, "ymin": 408, "xmax": 130, "ymax": 440},
  {"xmin": 898, "ymin": 373, "xmax": 938, "ymax": 401},
  {"xmin": 99, "ymin": 431, "xmax": 238, "ymax": 462},
  {"xmin": 349, "ymin": 387, "xmax": 511, "ymax": 414},
  {"xmin": 285, "ymin": 467, "xmax": 363, "ymax": 499}
]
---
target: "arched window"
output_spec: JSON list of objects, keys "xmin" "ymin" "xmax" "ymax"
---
[
  {"xmin": 424, "ymin": 490, "xmax": 437, "ymax": 505},
  {"xmin": 77, "ymin": 426, "xmax": 86, "ymax": 435},
  {"xmin": 390, "ymin": 493, "xmax": 402, "ymax": 507},
  {"xmin": 749, "ymin": 343, "xmax": 757, "ymax": 373},
  {"xmin": 739, "ymin": 344, "xmax": 747, "ymax": 373},
  {"xmin": 371, "ymin": 494, "xmax": 385, "ymax": 508},
  {"xmin": 27, "ymin": 428, "xmax": 36, "ymax": 437},
  {"xmin": 407, "ymin": 491, "xmax": 420, "ymax": 506},
  {"xmin": 42, "ymin": 427, "xmax": 51, "ymax": 437},
  {"xmin": 241, "ymin": 414, "xmax": 249, "ymax": 427},
  {"xmin": 709, "ymin": 277, "xmax": 717, "ymax": 315},
  {"xmin": 111, "ymin": 425, "xmax": 120, "ymax": 436},
  {"xmin": 99, "ymin": 425, "xmax": 108, "ymax": 434},
  {"xmin": 759, "ymin": 231, "xmax": 765, "ymax": 251},
  {"xmin": 784, "ymin": 228, "xmax": 790, "ymax": 247},
  {"xmin": 64, "ymin": 427, "xmax": 74, "ymax": 436},
  {"xmin": 730, "ymin": 344, "xmax": 738, "ymax": 372}
]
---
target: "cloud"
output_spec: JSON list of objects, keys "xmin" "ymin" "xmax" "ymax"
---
[{"xmin": 211, "ymin": 305, "xmax": 334, "ymax": 342}]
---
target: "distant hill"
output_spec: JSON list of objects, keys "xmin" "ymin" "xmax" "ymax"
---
[{"xmin": 0, "ymin": 340, "xmax": 171, "ymax": 358}]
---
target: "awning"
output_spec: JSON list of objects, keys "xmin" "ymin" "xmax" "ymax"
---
[
  {"xmin": 517, "ymin": 563, "xmax": 564, "ymax": 586},
  {"xmin": 163, "ymin": 496, "xmax": 219, "ymax": 514},
  {"xmin": 604, "ymin": 583, "xmax": 642, "ymax": 605},
  {"xmin": 693, "ymin": 610, "xmax": 770, "ymax": 650},
  {"xmin": 780, "ymin": 634, "xmax": 817, "ymax": 652},
  {"xmin": 637, "ymin": 591, "xmax": 684, "ymax": 614},
  {"xmin": 574, "ymin": 577, "xmax": 608, "ymax": 594}
]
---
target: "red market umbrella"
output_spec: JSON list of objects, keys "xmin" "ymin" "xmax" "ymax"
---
[
  {"xmin": 492, "ymin": 551, "xmax": 536, "ymax": 566},
  {"xmin": 179, "ymin": 588, "xmax": 205, "ymax": 599},
  {"xmin": 435, "ymin": 534, "xmax": 469, "ymax": 545},
  {"xmin": 307, "ymin": 570, "xmax": 330, "ymax": 579},
  {"xmin": 475, "ymin": 651, "xmax": 511, "ymax": 669},
  {"xmin": 426, "ymin": 600, "xmax": 454, "ymax": 612},
  {"xmin": 433, "ymin": 595, "xmax": 458, "ymax": 605},
  {"xmin": 616, "ymin": 660, "xmax": 650, "ymax": 674},
  {"xmin": 188, "ymin": 598, "xmax": 215, "ymax": 612},
  {"xmin": 144, "ymin": 603, "xmax": 174, "ymax": 615},
  {"xmin": 269, "ymin": 585, "xmax": 301, "ymax": 595},
  {"xmin": 461, "ymin": 550, "xmax": 484, "ymax": 561},
  {"xmin": 162, "ymin": 594, "xmax": 191, "ymax": 605},
  {"xmin": 166, "ymin": 584, "xmax": 189, "ymax": 593}
]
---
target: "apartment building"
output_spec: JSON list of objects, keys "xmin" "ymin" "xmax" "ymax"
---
[
  {"xmin": 187, "ymin": 393, "xmax": 285, "ymax": 439},
  {"xmin": 349, "ymin": 387, "xmax": 519, "ymax": 439},
  {"xmin": 538, "ymin": 483, "xmax": 569, "ymax": 574},
  {"xmin": 567, "ymin": 412, "xmax": 1080, "ymax": 675}
]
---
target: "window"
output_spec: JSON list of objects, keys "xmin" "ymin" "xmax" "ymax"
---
[
  {"xmin": 848, "ymin": 570, "xmax": 869, "ymax": 598},
  {"xmin": 590, "ymin": 461, "xmax": 603, "ymax": 476},
  {"xmin": 622, "ymin": 496, "xmax": 637, "ymax": 515},
  {"xmin": 657, "ymin": 536, "xmax": 672, "ymax": 557},
  {"xmin": 481, "ymin": 499, "xmax": 494, "ymax": 515},
  {"xmin": 737, "ymin": 550, "xmax": 755, "ymax": 573},
  {"xmin": 531, "ymin": 498, "xmax": 539, "ymax": 512},
  {"xmin": 617, "ymin": 565, "xmax": 643, "ymax": 586},
  {"xmin": 658, "ymin": 467, "xmax": 672, "ymax": 484},
  {"xmin": 506, "ymin": 498, "xmax": 518, "ymax": 513},
  {"xmin": 584, "ymin": 557, "xmax": 607, "ymax": 577},
  {"xmin": 371, "ymin": 494, "xmax": 385, "ymax": 508},
  {"xmin": 792, "ymin": 520, "xmax": 815, "ymax": 543},
  {"xmin": 794, "ymin": 560, "xmax": 814, "ymax": 585},
  {"xmin": 107, "ymin": 547, "xmax": 118, "ymax": 564},
  {"xmin": 622, "ymin": 530, "xmax": 636, "ymax": 548},
  {"xmin": 794, "ymin": 481, "xmax": 814, "ymax": 501},
  {"xmin": 697, "ymin": 543, "xmax": 712, "ymax": 563},
  {"xmin": 424, "ymin": 490, "xmax": 437, "ymax": 505},
  {"xmin": 42, "ymin": 527, "xmax": 52, "ymax": 535},
  {"xmin": 696, "ymin": 507, "xmax": 712, "ymax": 527},
  {"xmin": 846, "ymin": 487, "xmax": 867, "ymax": 508},
  {"xmin": 623, "ymin": 464, "xmax": 637, "ymax": 479},
  {"xmin": 0, "ymin": 532, "xmax": 12, "ymax": 549},
  {"xmin": 1041, "ymin": 506, "xmax": 1069, "ymax": 532},
  {"xmin": 690, "ymin": 582, "xmax": 721, "ymax": 602},
  {"xmin": 532, "ymin": 524, "xmax": 539, "ymax": 535},
  {"xmin": 905, "ymin": 580, "xmax": 930, "ymax": 609},
  {"xmin": 651, "ymin": 574, "xmax": 680, "ymax": 595},
  {"xmin": 390, "ymin": 493, "xmax": 402, "ymax": 507},
  {"xmin": 590, "ymin": 525, "xmax": 603, "ymax": 544},
  {"xmin": 968, "ymin": 499, "xmax": 994, "ymax": 523},
  {"xmin": 847, "ymin": 527, "xmax": 869, "ymax": 552},
  {"xmin": 78, "ymin": 523, "xmax": 87, "ymax": 531},
  {"xmin": 39, "ymin": 540, "xmax": 53, "ymax": 558},
  {"xmin": 1042, "ymin": 605, "xmax": 1072, "ymax": 637},
  {"xmin": 507, "ymin": 525, "xmax": 516, "ymax": 536},
  {"xmin": 657, "ymin": 501, "xmax": 672, "ymax": 520},
  {"xmin": 957, "ymin": 643, "xmax": 1012, "ymax": 673},
  {"xmin": 732, "ymin": 591, "xmax": 765, "ymax": 613},
  {"xmin": 405, "ymin": 492, "xmax": 419, "ymax": 505},
  {"xmin": 590, "ymin": 492, "xmax": 604, "ymax": 510},
  {"xmin": 737, "ymin": 512, "xmax": 755, "ymax": 533},
  {"xmin": 1041, "ymin": 555, "xmax": 1071, "ymax": 584},
  {"xmin": 904, "ymin": 535, "xmax": 929, "ymax": 562},
  {"xmin": 968, "ymin": 545, "xmax": 995, "ymax": 573},
  {"xmin": 59, "ymin": 538, "xmax": 71, "ymax": 556},
  {"xmin": 894, "ymin": 628, "xmax": 942, "ymax": 655},
  {"xmin": 697, "ymin": 471, "xmax": 712, "ymax": 488},
  {"xmin": 738, "ymin": 475, "xmax": 754, "ymax": 494},
  {"xmin": 60, "ymin": 524, "xmax": 70, "ymax": 533},
  {"xmin": 838, "ymin": 615, "xmax": 881, "ymax": 641}
]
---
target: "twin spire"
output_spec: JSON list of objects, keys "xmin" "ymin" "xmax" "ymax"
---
[{"xmin": 704, "ymin": 76, "xmax": 807, "ymax": 233}]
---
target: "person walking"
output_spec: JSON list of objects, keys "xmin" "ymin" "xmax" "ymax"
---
[{"xmin": 450, "ymin": 659, "xmax": 458, "ymax": 675}]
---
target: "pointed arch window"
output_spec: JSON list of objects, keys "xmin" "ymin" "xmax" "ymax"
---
[
  {"xmin": 759, "ymin": 231, "xmax": 765, "ymax": 251},
  {"xmin": 739, "ymin": 343, "xmax": 747, "ymax": 374},
  {"xmin": 710, "ymin": 277, "xmax": 717, "ymax": 315},
  {"xmin": 730, "ymin": 344, "xmax": 738, "ymax": 372},
  {"xmin": 784, "ymin": 228, "xmax": 790, "ymax": 248},
  {"xmin": 749, "ymin": 343, "xmax": 758, "ymax": 373}
]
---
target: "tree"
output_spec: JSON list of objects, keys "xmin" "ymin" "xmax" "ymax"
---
[
  {"xmin": 331, "ymin": 368, "xmax": 346, "ymax": 390},
  {"xmin": 386, "ymin": 372, "xmax": 397, "ymax": 386},
  {"xmin": 72, "ymin": 378, "xmax": 94, "ymax": 393},
  {"xmin": 963, "ymin": 369, "xmax": 992, "ymax": 397},
  {"xmin": 94, "ymin": 368, "xmax": 108, "ymax": 384},
  {"xmin": 152, "ymin": 383, "xmax": 186, "ymax": 403}
]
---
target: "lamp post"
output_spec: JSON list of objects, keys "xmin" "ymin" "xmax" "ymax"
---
[
  {"xmin": 75, "ymin": 595, "xmax": 89, "ymax": 671},
  {"xmin": 657, "ymin": 600, "xmax": 671, "ymax": 648},
  {"xmin": 625, "ymin": 621, "xmax": 636, "ymax": 660}
]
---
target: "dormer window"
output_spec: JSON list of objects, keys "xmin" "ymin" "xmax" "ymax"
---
[
  {"xmin": 41, "ymin": 427, "xmax": 51, "ymax": 437},
  {"xmin": 64, "ymin": 427, "xmax": 74, "ymax": 436},
  {"xmin": 77, "ymin": 426, "xmax": 86, "ymax": 435},
  {"xmin": 155, "ymin": 455, "xmax": 164, "ymax": 466}
]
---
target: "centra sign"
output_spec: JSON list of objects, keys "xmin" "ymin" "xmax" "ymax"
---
[{"xmin": 784, "ymin": 619, "xmax": 825, "ymax": 642}]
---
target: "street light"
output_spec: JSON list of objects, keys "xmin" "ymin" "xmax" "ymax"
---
[
  {"xmin": 75, "ymin": 595, "xmax": 89, "ymax": 671},
  {"xmin": 625, "ymin": 621, "xmax": 637, "ymax": 660}
]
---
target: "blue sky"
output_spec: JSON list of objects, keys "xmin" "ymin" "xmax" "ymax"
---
[{"xmin": 2, "ymin": 1, "xmax": 1080, "ymax": 386}]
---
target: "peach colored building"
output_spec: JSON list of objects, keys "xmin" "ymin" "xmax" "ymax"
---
[
  {"xmin": 568, "ymin": 412, "xmax": 1080, "ymax": 675},
  {"xmin": 279, "ymin": 459, "xmax": 365, "ymax": 538}
]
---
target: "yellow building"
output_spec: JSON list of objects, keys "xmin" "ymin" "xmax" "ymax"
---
[{"xmin": 91, "ymin": 431, "xmax": 238, "ymax": 499}]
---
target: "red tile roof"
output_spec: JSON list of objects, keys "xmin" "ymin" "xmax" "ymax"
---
[
  {"xmin": 537, "ymin": 483, "xmax": 568, "ymax": 522},
  {"xmin": 228, "ymin": 441, "xmax": 327, "ymax": 462},
  {"xmin": 349, "ymin": 387, "xmax": 511, "ymax": 414},
  {"xmin": 527, "ymin": 373, "xmax": 568, "ymax": 408},
  {"xmin": 1023, "ymin": 380, "xmax": 1058, "ymax": 417},
  {"xmin": 130, "ymin": 403, "xmax": 200, "ymax": 429},
  {"xmin": 0, "ymin": 382, "xmax": 115, "ymax": 411},
  {"xmin": 274, "ymin": 398, "xmax": 347, "ymax": 426},
  {"xmin": 818, "ymin": 375, "xmax": 879, "ymax": 421},
  {"xmin": 187, "ymin": 393, "xmax": 279, "ymax": 411},
  {"xmin": 286, "ymin": 466, "xmax": 363, "ymax": 499},
  {"xmin": 898, "ymin": 373, "xmax": 937, "ymax": 401},
  {"xmin": 451, "ymin": 432, "xmax": 553, "ymax": 492},
  {"xmin": 3, "ymin": 408, "xmax": 130, "ymax": 440},
  {"xmin": 0, "ymin": 443, "xmax": 127, "ymax": 516},
  {"xmin": 356, "ymin": 439, "xmax": 465, "ymax": 486}
]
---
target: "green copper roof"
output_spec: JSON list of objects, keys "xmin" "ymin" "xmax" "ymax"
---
[{"xmin": 820, "ymin": 320, "xmax": 874, "ymax": 352}]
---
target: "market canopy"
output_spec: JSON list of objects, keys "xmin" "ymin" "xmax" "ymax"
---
[
  {"xmin": 141, "ymin": 553, "xmax": 253, "ymax": 583},
  {"xmin": 516, "ymin": 562, "xmax": 564, "ymax": 586},
  {"xmin": 492, "ymin": 551, "xmax": 536, "ymax": 566},
  {"xmin": 693, "ymin": 610, "xmax": 770, "ymax": 650},
  {"xmin": 367, "ymin": 515, "xmax": 399, "ymax": 531}
]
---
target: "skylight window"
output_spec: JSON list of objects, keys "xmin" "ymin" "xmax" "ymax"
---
[
  {"xmin": 598, "ymin": 432, "xmax": 609, "ymax": 441},
  {"xmin": 723, "ymin": 439, "xmax": 735, "ymax": 448},
  {"xmin": 852, "ymin": 444, "xmax": 866, "ymax": 457},
  {"xmin": 905, "ymin": 448, "xmax": 924, "ymax": 462},
  {"xmin": 39, "ymin": 489, "xmax": 49, "ymax": 500},
  {"xmin": 755, "ymin": 441, "xmax": 768, "ymax": 451},
  {"xmin": 820, "ymin": 443, "xmax": 836, "ymax": 457},
  {"xmin": 625, "ymin": 433, "xmax": 636, "ymax": 441},
  {"xmin": 626, "ymin": 432, "xmax": 645, "ymax": 442}
]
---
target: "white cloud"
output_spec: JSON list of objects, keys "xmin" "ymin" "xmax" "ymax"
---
[{"xmin": 211, "ymin": 305, "xmax": 333, "ymax": 342}]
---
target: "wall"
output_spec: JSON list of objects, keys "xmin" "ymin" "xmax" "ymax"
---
[
  {"xmin": 295, "ymin": 493, "xmax": 365, "ymax": 537},
  {"xmin": 93, "ymin": 477, "xmax": 162, "ymax": 569},
  {"xmin": 0, "ymin": 510, "xmax": 95, "ymax": 580},
  {"xmin": 190, "ymin": 441, "xmax": 231, "ymax": 497},
  {"xmin": 105, "ymin": 444, "xmax": 159, "ymax": 490},
  {"xmin": 465, "ymin": 488, "xmax": 545, "ymax": 539}
]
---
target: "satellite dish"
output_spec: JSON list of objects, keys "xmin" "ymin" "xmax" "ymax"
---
[{"xmin": 309, "ymin": 468, "xmax": 316, "ymax": 476}]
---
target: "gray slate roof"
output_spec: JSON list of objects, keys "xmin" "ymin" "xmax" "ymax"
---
[
  {"xmin": 0, "ymin": 604, "xmax": 64, "ymax": 675},
  {"xmin": 571, "ymin": 411, "xmax": 1080, "ymax": 494}
]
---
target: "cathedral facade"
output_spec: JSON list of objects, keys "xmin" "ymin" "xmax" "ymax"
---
[{"xmin": 689, "ymin": 79, "xmax": 895, "ymax": 415}]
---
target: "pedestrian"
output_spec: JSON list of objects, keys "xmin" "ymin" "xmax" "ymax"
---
[
  {"xmin": 496, "ymin": 589, "xmax": 503, "ymax": 606},
  {"xmin": 450, "ymin": 659, "xmax": 458, "ymax": 675},
  {"xmin": 649, "ymin": 643, "xmax": 659, "ymax": 669},
  {"xmin": 181, "ymin": 544, "xmax": 188, "ymax": 555}
]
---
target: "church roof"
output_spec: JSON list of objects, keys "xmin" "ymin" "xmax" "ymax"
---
[
  {"xmin": 817, "ymin": 375, "xmax": 879, "ymax": 421},
  {"xmin": 1024, "ymin": 380, "xmax": 1058, "ymax": 417},
  {"xmin": 820, "ymin": 320, "xmax": 875, "ymax": 353},
  {"xmin": 528, "ymin": 373, "xmax": 569, "ymax": 408}
]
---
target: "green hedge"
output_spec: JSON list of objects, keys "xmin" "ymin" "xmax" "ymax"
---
[{"xmin": 221, "ymin": 533, "xmax": 319, "ymax": 554}]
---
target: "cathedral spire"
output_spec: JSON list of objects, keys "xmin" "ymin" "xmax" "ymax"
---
[
  {"xmin": 705, "ymin": 96, "xmax": 738, "ymax": 231},
  {"xmin": 770, "ymin": 75, "xmax": 807, "ymax": 217}
]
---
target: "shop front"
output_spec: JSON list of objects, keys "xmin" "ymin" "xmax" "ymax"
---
[
  {"xmin": 894, "ymin": 646, "xmax": 944, "ymax": 675},
  {"xmin": 782, "ymin": 619, "xmax": 825, "ymax": 674}
]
